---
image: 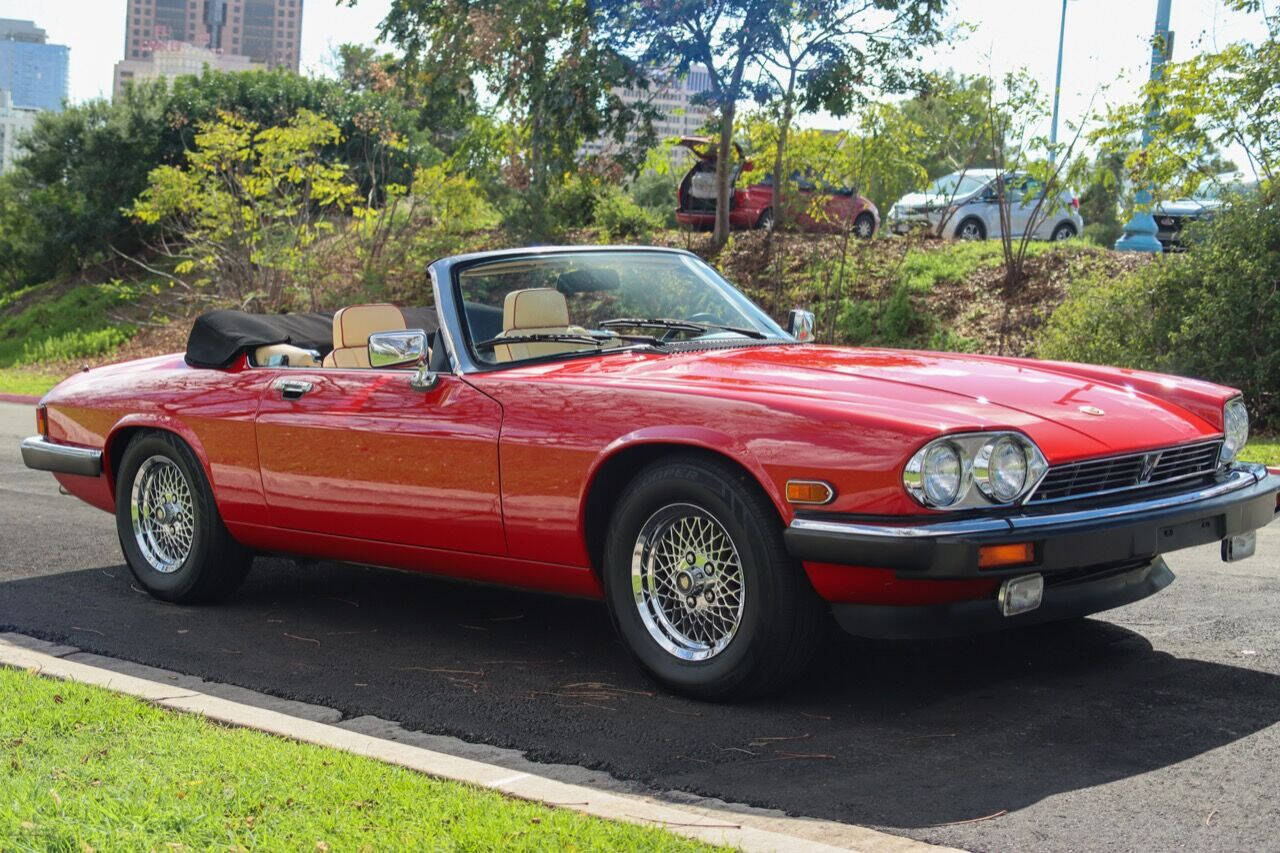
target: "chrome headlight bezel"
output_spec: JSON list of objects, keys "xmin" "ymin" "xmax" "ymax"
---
[
  {"xmin": 1220, "ymin": 397, "xmax": 1249, "ymax": 464},
  {"xmin": 903, "ymin": 431, "xmax": 1049, "ymax": 510}
]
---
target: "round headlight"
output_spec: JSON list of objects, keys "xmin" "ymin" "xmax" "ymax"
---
[
  {"xmin": 1221, "ymin": 398, "xmax": 1249, "ymax": 463},
  {"xmin": 977, "ymin": 436, "xmax": 1029, "ymax": 502},
  {"xmin": 921, "ymin": 442, "xmax": 963, "ymax": 506}
]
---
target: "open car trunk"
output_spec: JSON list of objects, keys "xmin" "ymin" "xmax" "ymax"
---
[{"xmin": 677, "ymin": 136, "xmax": 745, "ymax": 213}]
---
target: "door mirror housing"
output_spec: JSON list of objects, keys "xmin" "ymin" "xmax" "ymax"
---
[
  {"xmin": 368, "ymin": 329, "xmax": 428, "ymax": 368},
  {"xmin": 368, "ymin": 328, "xmax": 440, "ymax": 391},
  {"xmin": 786, "ymin": 309, "xmax": 816, "ymax": 343}
]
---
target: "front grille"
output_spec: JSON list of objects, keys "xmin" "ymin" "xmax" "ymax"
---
[{"xmin": 1027, "ymin": 440, "xmax": 1222, "ymax": 504}]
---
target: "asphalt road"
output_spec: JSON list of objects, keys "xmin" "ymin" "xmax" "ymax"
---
[{"xmin": 3, "ymin": 400, "xmax": 1279, "ymax": 852}]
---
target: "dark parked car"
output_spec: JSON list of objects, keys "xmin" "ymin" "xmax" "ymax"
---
[{"xmin": 1154, "ymin": 175, "xmax": 1258, "ymax": 251}]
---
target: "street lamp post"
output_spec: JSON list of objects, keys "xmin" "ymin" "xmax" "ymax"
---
[
  {"xmin": 1049, "ymin": 0, "xmax": 1068, "ymax": 164},
  {"xmin": 1115, "ymin": 0, "xmax": 1174, "ymax": 252}
]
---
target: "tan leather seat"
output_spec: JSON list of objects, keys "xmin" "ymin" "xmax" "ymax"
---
[
  {"xmin": 254, "ymin": 343, "xmax": 321, "ymax": 368},
  {"xmin": 322, "ymin": 303, "xmax": 407, "ymax": 368},
  {"xmin": 493, "ymin": 288, "xmax": 593, "ymax": 363}
]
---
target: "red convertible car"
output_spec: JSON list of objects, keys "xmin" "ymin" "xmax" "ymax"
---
[{"xmin": 22, "ymin": 247, "xmax": 1278, "ymax": 699}]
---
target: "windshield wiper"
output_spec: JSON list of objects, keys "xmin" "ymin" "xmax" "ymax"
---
[
  {"xmin": 600, "ymin": 317, "xmax": 767, "ymax": 340},
  {"xmin": 472, "ymin": 332, "xmax": 665, "ymax": 351}
]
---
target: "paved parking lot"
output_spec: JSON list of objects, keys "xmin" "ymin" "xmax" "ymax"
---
[{"xmin": 3, "ymin": 401, "xmax": 1278, "ymax": 852}]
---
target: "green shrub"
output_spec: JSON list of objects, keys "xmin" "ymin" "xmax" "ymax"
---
[
  {"xmin": 0, "ymin": 281, "xmax": 139, "ymax": 367},
  {"xmin": 1038, "ymin": 193, "xmax": 1280, "ymax": 427},
  {"xmin": 595, "ymin": 188, "xmax": 663, "ymax": 241},
  {"xmin": 1081, "ymin": 221, "xmax": 1122, "ymax": 248},
  {"xmin": 627, "ymin": 170, "xmax": 679, "ymax": 227},
  {"xmin": 543, "ymin": 175, "xmax": 604, "ymax": 231}
]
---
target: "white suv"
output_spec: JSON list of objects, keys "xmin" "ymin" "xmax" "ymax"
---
[{"xmin": 888, "ymin": 169, "xmax": 1083, "ymax": 241}]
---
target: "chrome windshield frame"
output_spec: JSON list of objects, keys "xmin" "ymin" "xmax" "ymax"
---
[{"xmin": 428, "ymin": 246, "xmax": 790, "ymax": 375}]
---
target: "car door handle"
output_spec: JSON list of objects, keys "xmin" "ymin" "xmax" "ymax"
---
[{"xmin": 276, "ymin": 379, "xmax": 313, "ymax": 399}]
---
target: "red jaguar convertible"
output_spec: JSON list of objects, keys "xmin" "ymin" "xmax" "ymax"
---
[{"xmin": 22, "ymin": 247, "xmax": 1278, "ymax": 699}]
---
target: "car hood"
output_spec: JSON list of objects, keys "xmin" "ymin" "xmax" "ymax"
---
[
  {"xmin": 519, "ymin": 345, "xmax": 1219, "ymax": 462},
  {"xmin": 1155, "ymin": 199, "xmax": 1219, "ymax": 215}
]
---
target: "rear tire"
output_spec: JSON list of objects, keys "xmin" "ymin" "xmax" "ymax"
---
[
  {"xmin": 853, "ymin": 212, "xmax": 876, "ymax": 239},
  {"xmin": 1051, "ymin": 222, "xmax": 1077, "ymax": 241},
  {"xmin": 115, "ymin": 431, "xmax": 252, "ymax": 604},
  {"xmin": 756, "ymin": 208, "xmax": 775, "ymax": 231},
  {"xmin": 956, "ymin": 217, "xmax": 986, "ymax": 240},
  {"xmin": 602, "ymin": 454, "xmax": 824, "ymax": 700}
]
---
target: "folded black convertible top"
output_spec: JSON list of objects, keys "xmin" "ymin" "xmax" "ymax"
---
[
  {"xmin": 185, "ymin": 309, "xmax": 335, "ymax": 368},
  {"xmin": 186, "ymin": 307, "xmax": 441, "ymax": 368}
]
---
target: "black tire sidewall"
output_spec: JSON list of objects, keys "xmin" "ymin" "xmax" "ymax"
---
[
  {"xmin": 115, "ymin": 433, "xmax": 219, "ymax": 602},
  {"xmin": 855, "ymin": 212, "xmax": 875, "ymax": 238},
  {"xmin": 602, "ymin": 459, "xmax": 788, "ymax": 695},
  {"xmin": 1054, "ymin": 223, "xmax": 1076, "ymax": 240}
]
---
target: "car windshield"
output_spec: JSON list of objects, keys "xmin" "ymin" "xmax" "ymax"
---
[
  {"xmin": 924, "ymin": 172, "xmax": 988, "ymax": 198},
  {"xmin": 455, "ymin": 250, "xmax": 788, "ymax": 366}
]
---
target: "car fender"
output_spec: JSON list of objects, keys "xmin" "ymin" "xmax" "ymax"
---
[
  {"xmin": 582, "ymin": 425, "xmax": 787, "ymax": 523},
  {"xmin": 104, "ymin": 412, "xmax": 213, "ymax": 496}
]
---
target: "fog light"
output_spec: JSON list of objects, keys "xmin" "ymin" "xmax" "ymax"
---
[
  {"xmin": 998, "ymin": 574, "xmax": 1044, "ymax": 617},
  {"xmin": 1221, "ymin": 531, "xmax": 1256, "ymax": 563}
]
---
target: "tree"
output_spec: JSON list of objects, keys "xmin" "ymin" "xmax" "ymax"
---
[
  {"xmin": 754, "ymin": 0, "xmax": 948, "ymax": 249},
  {"xmin": 366, "ymin": 0, "xmax": 657, "ymax": 238},
  {"xmin": 597, "ymin": 0, "xmax": 782, "ymax": 249},
  {"xmin": 1092, "ymin": 0, "xmax": 1278, "ymax": 204},
  {"xmin": 128, "ymin": 110, "xmax": 362, "ymax": 311}
]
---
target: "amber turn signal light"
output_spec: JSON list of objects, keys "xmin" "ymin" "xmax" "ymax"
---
[
  {"xmin": 785, "ymin": 480, "xmax": 835, "ymax": 505},
  {"xmin": 978, "ymin": 542, "xmax": 1036, "ymax": 569},
  {"xmin": 35, "ymin": 404, "xmax": 48, "ymax": 438}
]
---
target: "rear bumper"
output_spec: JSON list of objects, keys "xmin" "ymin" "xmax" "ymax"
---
[
  {"xmin": 20, "ymin": 435, "xmax": 103, "ymax": 477},
  {"xmin": 785, "ymin": 463, "xmax": 1278, "ymax": 580},
  {"xmin": 832, "ymin": 558, "xmax": 1174, "ymax": 639}
]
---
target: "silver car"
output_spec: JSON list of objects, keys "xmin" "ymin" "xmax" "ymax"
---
[{"xmin": 888, "ymin": 169, "xmax": 1084, "ymax": 241}]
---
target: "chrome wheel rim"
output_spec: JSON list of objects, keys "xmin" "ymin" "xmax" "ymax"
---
[
  {"xmin": 959, "ymin": 221, "xmax": 981, "ymax": 240},
  {"xmin": 855, "ymin": 217, "xmax": 873, "ymax": 237},
  {"xmin": 130, "ymin": 455, "xmax": 194, "ymax": 574},
  {"xmin": 1054, "ymin": 226, "xmax": 1073, "ymax": 241},
  {"xmin": 631, "ymin": 503, "xmax": 746, "ymax": 661}
]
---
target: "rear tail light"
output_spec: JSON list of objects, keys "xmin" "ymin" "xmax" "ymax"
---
[
  {"xmin": 1071, "ymin": 197, "xmax": 1080, "ymax": 210},
  {"xmin": 36, "ymin": 404, "xmax": 48, "ymax": 437}
]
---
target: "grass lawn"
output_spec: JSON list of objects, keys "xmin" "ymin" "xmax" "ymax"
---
[
  {"xmin": 1240, "ymin": 434, "xmax": 1279, "ymax": 466},
  {"xmin": 0, "ymin": 668, "xmax": 718, "ymax": 851},
  {"xmin": 0, "ymin": 368, "xmax": 62, "ymax": 397}
]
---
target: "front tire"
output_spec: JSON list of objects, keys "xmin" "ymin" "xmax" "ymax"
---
[
  {"xmin": 115, "ymin": 431, "xmax": 252, "ymax": 604},
  {"xmin": 602, "ymin": 455, "xmax": 824, "ymax": 700}
]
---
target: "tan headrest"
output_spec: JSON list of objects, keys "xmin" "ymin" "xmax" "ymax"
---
[
  {"xmin": 332, "ymin": 304, "xmax": 406, "ymax": 349},
  {"xmin": 503, "ymin": 289, "xmax": 569, "ymax": 332}
]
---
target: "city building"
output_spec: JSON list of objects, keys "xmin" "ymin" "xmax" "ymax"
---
[
  {"xmin": 0, "ymin": 19, "xmax": 70, "ymax": 112},
  {"xmin": 114, "ymin": 42, "xmax": 262, "ymax": 97},
  {"xmin": 0, "ymin": 89, "xmax": 39, "ymax": 173},
  {"xmin": 582, "ymin": 64, "xmax": 715, "ymax": 160},
  {"xmin": 115, "ymin": 0, "xmax": 303, "ymax": 98}
]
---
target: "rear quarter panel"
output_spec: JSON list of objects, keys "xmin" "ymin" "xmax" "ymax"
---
[{"xmin": 41, "ymin": 354, "xmax": 271, "ymax": 523}]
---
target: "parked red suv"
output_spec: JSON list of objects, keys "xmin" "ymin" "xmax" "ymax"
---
[{"xmin": 674, "ymin": 136, "xmax": 879, "ymax": 236}]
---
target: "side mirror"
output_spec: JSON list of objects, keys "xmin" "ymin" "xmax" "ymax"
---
[
  {"xmin": 368, "ymin": 329, "xmax": 427, "ymax": 368},
  {"xmin": 786, "ymin": 309, "xmax": 815, "ymax": 343},
  {"xmin": 368, "ymin": 328, "xmax": 440, "ymax": 391}
]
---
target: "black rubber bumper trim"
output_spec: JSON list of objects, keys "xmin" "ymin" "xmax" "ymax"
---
[
  {"xmin": 20, "ymin": 435, "xmax": 103, "ymax": 477},
  {"xmin": 785, "ymin": 467, "xmax": 1278, "ymax": 579},
  {"xmin": 831, "ymin": 559, "xmax": 1175, "ymax": 640}
]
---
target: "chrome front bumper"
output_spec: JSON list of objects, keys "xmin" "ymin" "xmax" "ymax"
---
[
  {"xmin": 20, "ymin": 435, "xmax": 103, "ymax": 477},
  {"xmin": 786, "ymin": 464, "xmax": 1278, "ymax": 578}
]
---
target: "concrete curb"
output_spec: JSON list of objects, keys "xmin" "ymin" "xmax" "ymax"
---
[{"xmin": 0, "ymin": 632, "xmax": 959, "ymax": 853}]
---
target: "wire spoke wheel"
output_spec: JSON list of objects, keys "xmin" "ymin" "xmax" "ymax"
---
[
  {"xmin": 130, "ymin": 455, "xmax": 195, "ymax": 574},
  {"xmin": 631, "ymin": 503, "xmax": 746, "ymax": 661}
]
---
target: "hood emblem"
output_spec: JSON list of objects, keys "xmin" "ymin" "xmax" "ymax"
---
[{"xmin": 1079, "ymin": 405, "xmax": 1105, "ymax": 416}]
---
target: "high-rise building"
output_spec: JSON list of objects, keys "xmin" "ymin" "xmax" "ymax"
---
[
  {"xmin": 581, "ymin": 65, "xmax": 715, "ymax": 159},
  {"xmin": 0, "ymin": 19, "xmax": 70, "ymax": 112},
  {"xmin": 0, "ymin": 88, "xmax": 40, "ymax": 173},
  {"xmin": 116, "ymin": 0, "xmax": 304, "ymax": 98}
]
